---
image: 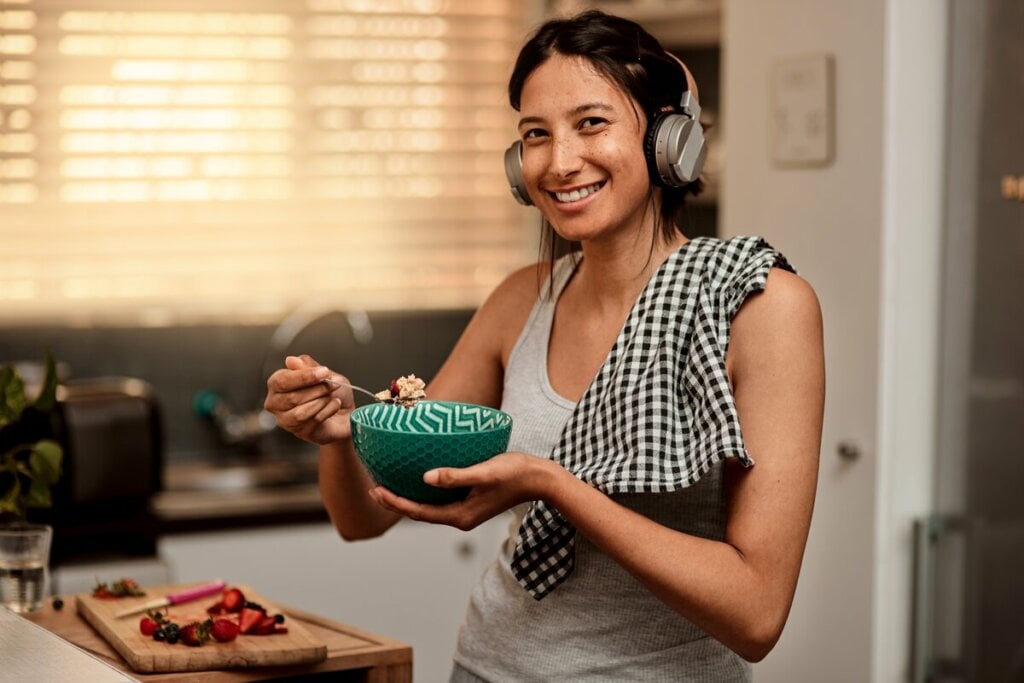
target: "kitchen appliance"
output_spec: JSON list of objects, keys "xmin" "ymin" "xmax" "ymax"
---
[
  {"xmin": 48, "ymin": 377, "xmax": 164, "ymax": 566},
  {"xmin": 57, "ymin": 376, "xmax": 163, "ymax": 509}
]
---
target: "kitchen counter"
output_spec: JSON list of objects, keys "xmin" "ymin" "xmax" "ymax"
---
[
  {"xmin": 153, "ymin": 456, "xmax": 326, "ymax": 533},
  {"xmin": 48, "ymin": 457, "xmax": 330, "ymax": 568},
  {"xmin": 23, "ymin": 598, "xmax": 412, "ymax": 682}
]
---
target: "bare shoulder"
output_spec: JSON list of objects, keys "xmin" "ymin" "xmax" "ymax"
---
[
  {"xmin": 727, "ymin": 268, "xmax": 823, "ymax": 381},
  {"xmin": 474, "ymin": 262, "xmax": 549, "ymax": 349},
  {"xmin": 429, "ymin": 262, "xmax": 548, "ymax": 405},
  {"xmin": 735, "ymin": 268, "xmax": 821, "ymax": 331}
]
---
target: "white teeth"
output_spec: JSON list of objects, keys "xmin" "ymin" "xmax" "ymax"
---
[{"xmin": 554, "ymin": 182, "xmax": 602, "ymax": 203}]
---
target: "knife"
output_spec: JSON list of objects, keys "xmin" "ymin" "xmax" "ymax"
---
[{"xmin": 114, "ymin": 580, "xmax": 227, "ymax": 618}]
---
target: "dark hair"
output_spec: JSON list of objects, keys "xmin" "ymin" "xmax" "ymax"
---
[{"xmin": 508, "ymin": 10, "xmax": 704, "ymax": 264}]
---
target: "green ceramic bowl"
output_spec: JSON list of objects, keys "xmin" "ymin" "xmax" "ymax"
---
[{"xmin": 349, "ymin": 400, "xmax": 513, "ymax": 505}]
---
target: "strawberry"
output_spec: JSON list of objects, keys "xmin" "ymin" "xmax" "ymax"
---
[
  {"xmin": 390, "ymin": 380, "xmax": 400, "ymax": 396},
  {"xmin": 93, "ymin": 577, "xmax": 145, "ymax": 598},
  {"xmin": 238, "ymin": 607, "xmax": 265, "ymax": 635},
  {"xmin": 210, "ymin": 618, "xmax": 239, "ymax": 643},
  {"xmin": 220, "ymin": 587, "xmax": 245, "ymax": 612},
  {"xmin": 251, "ymin": 615, "xmax": 278, "ymax": 635},
  {"xmin": 180, "ymin": 620, "xmax": 211, "ymax": 647},
  {"xmin": 206, "ymin": 600, "xmax": 228, "ymax": 615},
  {"xmin": 139, "ymin": 617, "xmax": 158, "ymax": 636}
]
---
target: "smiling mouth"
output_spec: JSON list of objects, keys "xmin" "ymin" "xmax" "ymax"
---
[{"xmin": 551, "ymin": 181, "xmax": 604, "ymax": 203}]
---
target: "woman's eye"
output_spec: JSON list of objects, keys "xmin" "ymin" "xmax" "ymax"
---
[
  {"xmin": 522, "ymin": 128, "xmax": 546, "ymax": 140},
  {"xmin": 579, "ymin": 117, "xmax": 608, "ymax": 130}
]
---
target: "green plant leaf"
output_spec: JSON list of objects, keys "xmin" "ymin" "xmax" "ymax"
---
[
  {"xmin": 0, "ymin": 366, "xmax": 27, "ymax": 427},
  {"xmin": 0, "ymin": 476, "xmax": 24, "ymax": 518},
  {"xmin": 33, "ymin": 351, "xmax": 59, "ymax": 412},
  {"xmin": 26, "ymin": 474, "xmax": 52, "ymax": 509},
  {"xmin": 29, "ymin": 440, "xmax": 62, "ymax": 486}
]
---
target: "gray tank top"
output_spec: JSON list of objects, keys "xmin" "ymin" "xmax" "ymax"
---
[{"xmin": 452, "ymin": 256, "xmax": 753, "ymax": 682}]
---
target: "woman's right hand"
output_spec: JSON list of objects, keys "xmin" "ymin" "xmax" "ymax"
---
[{"xmin": 264, "ymin": 354, "xmax": 354, "ymax": 445}]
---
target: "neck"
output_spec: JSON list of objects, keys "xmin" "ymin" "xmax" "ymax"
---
[{"xmin": 574, "ymin": 230, "xmax": 688, "ymax": 309}]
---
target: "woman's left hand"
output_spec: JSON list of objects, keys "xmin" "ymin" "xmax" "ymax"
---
[{"xmin": 368, "ymin": 452, "xmax": 560, "ymax": 530}]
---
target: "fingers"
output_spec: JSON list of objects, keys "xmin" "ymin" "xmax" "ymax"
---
[
  {"xmin": 265, "ymin": 377, "xmax": 332, "ymax": 413},
  {"xmin": 369, "ymin": 486, "xmax": 481, "ymax": 532},
  {"xmin": 314, "ymin": 396, "xmax": 342, "ymax": 423},
  {"xmin": 423, "ymin": 454, "xmax": 514, "ymax": 489},
  {"xmin": 285, "ymin": 354, "xmax": 317, "ymax": 370},
  {"xmin": 268, "ymin": 363, "xmax": 330, "ymax": 394},
  {"xmin": 423, "ymin": 467, "xmax": 473, "ymax": 489}
]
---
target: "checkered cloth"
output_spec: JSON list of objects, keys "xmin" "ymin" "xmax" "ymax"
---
[{"xmin": 511, "ymin": 236, "xmax": 795, "ymax": 599}]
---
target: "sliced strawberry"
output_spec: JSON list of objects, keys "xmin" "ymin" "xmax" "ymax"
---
[
  {"xmin": 206, "ymin": 600, "xmax": 228, "ymax": 615},
  {"xmin": 180, "ymin": 622, "xmax": 204, "ymax": 647},
  {"xmin": 273, "ymin": 625, "xmax": 289, "ymax": 634},
  {"xmin": 238, "ymin": 607, "xmax": 265, "ymax": 634},
  {"xmin": 210, "ymin": 618, "xmax": 239, "ymax": 643},
  {"xmin": 220, "ymin": 588, "xmax": 245, "ymax": 612},
  {"xmin": 250, "ymin": 615, "xmax": 278, "ymax": 635}
]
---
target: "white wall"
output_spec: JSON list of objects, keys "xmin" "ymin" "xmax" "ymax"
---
[
  {"xmin": 874, "ymin": 3, "xmax": 947, "ymax": 680},
  {"xmin": 720, "ymin": 1, "xmax": 947, "ymax": 681}
]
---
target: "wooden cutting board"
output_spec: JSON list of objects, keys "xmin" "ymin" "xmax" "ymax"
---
[{"xmin": 77, "ymin": 583, "xmax": 327, "ymax": 674}]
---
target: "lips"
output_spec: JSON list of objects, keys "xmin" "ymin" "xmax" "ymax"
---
[{"xmin": 551, "ymin": 181, "xmax": 604, "ymax": 203}]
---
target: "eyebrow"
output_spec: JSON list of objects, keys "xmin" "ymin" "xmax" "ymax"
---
[{"xmin": 517, "ymin": 101, "xmax": 616, "ymax": 129}]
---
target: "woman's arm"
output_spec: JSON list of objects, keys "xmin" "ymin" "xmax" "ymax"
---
[
  {"xmin": 267, "ymin": 264, "xmax": 541, "ymax": 541},
  {"xmin": 544, "ymin": 268, "xmax": 824, "ymax": 661},
  {"xmin": 372, "ymin": 268, "xmax": 824, "ymax": 661}
]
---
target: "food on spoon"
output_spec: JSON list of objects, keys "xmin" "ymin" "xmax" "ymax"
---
[{"xmin": 374, "ymin": 374, "xmax": 426, "ymax": 408}]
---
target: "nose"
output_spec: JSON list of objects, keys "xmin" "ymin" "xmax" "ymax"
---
[{"xmin": 548, "ymin": 134, "xmax": 584, "ymax": 179}]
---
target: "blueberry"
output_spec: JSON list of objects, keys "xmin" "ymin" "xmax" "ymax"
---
[
  {"xmin": 274, "ymin": 614, "xmax": 285, "ymax": 624},
  {"xmin": 153, "ymin": 629, "xmax": 166, "ymax": 642},
  {"xmin": 52, "ymin": 597, "xmax": 64, "ymax": 611},
  {"xmin": 166, "ymin": 635, "xmax": 179, "ymax": 645}
]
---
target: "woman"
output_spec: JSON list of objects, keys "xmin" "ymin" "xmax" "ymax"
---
[{"xmin": 265, "ymin": 10, "xmax": 824, "ymax": 682}]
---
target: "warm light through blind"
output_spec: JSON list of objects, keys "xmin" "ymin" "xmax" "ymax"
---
[{"xmin": 0, "ymin": 0, "xmax": 534, "ymax": 324}]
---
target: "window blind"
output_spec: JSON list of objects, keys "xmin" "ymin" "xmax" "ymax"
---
[{"xmin": 0, "ymin": 0, "xmax": 534, "ymax": 325}]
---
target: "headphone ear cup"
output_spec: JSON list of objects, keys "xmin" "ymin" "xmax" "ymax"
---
[
  {"xmin": 644, "ymin": 111, "xmax": 707, "ymax": 187},
  {"xmin": 503, "ymin": 141, "xmax": 532, "ymax": 206}
]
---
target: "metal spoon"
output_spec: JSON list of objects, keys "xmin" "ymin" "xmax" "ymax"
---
[{"xmin": 322, "ymin": 377, "xmax": 385, "ymax": 402}]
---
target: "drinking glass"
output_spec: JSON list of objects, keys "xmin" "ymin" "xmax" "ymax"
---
[{"xmin": 0, "ymin": 523, "xmax": 52, "ymax": 614}]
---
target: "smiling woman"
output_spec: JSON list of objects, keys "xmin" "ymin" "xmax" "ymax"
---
[
  {"xmin": 0, "ymin": 0, "xmax": 532, "ymax": 325},
  {"xmin": 263, "ymin": 9, "xmax": 824, "ymax": 683}
]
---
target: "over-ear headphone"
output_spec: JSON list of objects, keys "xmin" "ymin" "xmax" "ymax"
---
[{"xmin": 503, "ymin": 58, "xmax": 707, "ymax": 207}]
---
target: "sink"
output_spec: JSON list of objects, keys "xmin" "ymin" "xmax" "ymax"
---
[{"xmin": 164, "ymin": 455, "xmax": 320, "ymax": 493}]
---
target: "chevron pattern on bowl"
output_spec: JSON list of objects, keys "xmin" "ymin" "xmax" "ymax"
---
[{"xmin": 349, "ymin": 400, "xmax": 513, "ymax": 504}]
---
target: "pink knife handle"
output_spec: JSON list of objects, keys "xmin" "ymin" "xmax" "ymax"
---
[{"xmin": 166, "ymin": 580, "xmax": 227, "ymax": 605}]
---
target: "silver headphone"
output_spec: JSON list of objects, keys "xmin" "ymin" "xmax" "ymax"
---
[{"xmin": 503, "ymin": 79, "xmax": 706, "ymax": 207}]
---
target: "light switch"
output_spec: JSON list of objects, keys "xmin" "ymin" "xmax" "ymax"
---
[{"xmin": 770, "ymin": 54, "xmax": 835, "ymax": 166}]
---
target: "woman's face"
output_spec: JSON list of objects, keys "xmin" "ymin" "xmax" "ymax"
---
[{"xmin": 517, "ymin": 54, "xmax": 654, "ymax": 245}]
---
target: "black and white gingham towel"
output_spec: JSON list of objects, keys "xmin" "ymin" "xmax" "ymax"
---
[{"xmin": 511, "ymin": 236, "xmax": 795, "ymax": 599}]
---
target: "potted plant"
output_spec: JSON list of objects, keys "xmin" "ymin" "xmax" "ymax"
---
[
  {"xmin": 0, "ymin": 353, "xmax": 63, "ymax": 521},
  {"xmin": 0, "ymin": 353, "xmax": 63, "ymax": 613}
]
